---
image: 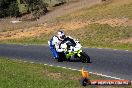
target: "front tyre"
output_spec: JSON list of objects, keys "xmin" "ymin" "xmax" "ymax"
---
[{"xmin": 80, "ymin": 52, "xmax": 90, "ymax": 63}]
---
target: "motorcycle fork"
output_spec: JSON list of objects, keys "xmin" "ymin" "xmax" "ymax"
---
[
  {"xmin": 66, "ymin": 50, "xmax": 82, "ymax": 59},
  {"xmin": 66, "ymin": 52, "xmax": 74, "ymax": 59}
]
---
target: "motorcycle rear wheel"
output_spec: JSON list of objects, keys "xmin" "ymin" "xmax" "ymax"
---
[{"xmin": 58, "ymin": 52, "xmax": 66, "ymax": 62}]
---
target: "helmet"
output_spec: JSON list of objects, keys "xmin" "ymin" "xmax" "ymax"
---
[{"xmin": 57, "ymin": 31, "xmax": 66, "ymax": 41}]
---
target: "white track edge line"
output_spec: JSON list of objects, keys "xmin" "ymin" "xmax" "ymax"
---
[
  {"xmin": 44, "ymin": 65, "xmax": 126, "ymax": 81},
  {"xmin": 21, "ymin": 60, "xmax": 131, "ymax": 82},
  {"xmin": 87, "ymin": 47, "xmax": 130, "ymax": 52}
]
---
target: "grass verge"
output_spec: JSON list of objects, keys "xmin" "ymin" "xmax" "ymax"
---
[
  {"xmin": 0, "ymin": 57, "xmax": 131, "ymax": 88},
  {"xmin": 1, "ymin": 23, "xmax": 132, "ymax": 50},
  {"xmin": 0, "ymin": 0, "xmax": 132, "ymax": 50},
  {"xmin": 57, "ymin": 0, "xmax": 132, "ymax": 21}
]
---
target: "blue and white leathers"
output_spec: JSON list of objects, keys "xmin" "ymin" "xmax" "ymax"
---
[{"xmin": 50, "ymin": 35, "xmax": 62, "ymax": 59}]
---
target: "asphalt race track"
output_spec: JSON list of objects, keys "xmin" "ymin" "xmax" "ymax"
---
[{"xmin": 0, "ymin": 44, "xmax": 132, "ymax": 80}]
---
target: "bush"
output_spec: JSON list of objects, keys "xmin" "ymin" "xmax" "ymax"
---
[
  {"xmin": 0, "ymin": 0, "xmax": 19, "ymax": 18},
  {"xmin": 8, "ymin": 1, "xmax": 19, "ymax": 17}
]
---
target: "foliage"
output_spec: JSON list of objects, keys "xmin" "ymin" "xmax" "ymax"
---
[
  {"xmin": 0, "ymin": 0, "xmax": 19, "ymax": 18},
  {"xmin": 0, "ymin": 0, "xmax": 47, "ymax": 18},
  {"xmin": 0, "ymin": 57, "xmax": 108, "ymax": 88}
]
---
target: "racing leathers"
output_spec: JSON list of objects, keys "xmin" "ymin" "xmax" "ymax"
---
[
  {"xmin": 50, "ymin": 35, "xmax": 75, "ymax": 59},
  {"xmin": 49, "ymin": 35, "xmax": 63, "ymax": 59}
]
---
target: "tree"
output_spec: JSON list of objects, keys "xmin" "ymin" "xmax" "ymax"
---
[
  {"xmin": 0, "ymin": 0, "xmax": 19, "ymax": 18},
  {"xmin": 0, "ymin": 0, "xmax": 47, "ymax": 18}
]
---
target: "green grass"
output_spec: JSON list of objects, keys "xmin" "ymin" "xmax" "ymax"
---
[
  {"xmin": 0, "ymin": 37, "xmax": 49, "ymax": 45},
  {"xmin": 0, "ymin": 32, "xmax": 53, "ymax": 45},
  {"xmin": 1, "ymin": 24, "xmax": 132, "ymax": 50},
  {"xmin": 0, "ymin": 57, "xmax": 131, "ymax": 88},
  {"xmin": 0, "ymin": 57, "xmax": 106, "ymax": 88},
  {"xmin": 67, "ymin": 24, "xmax": 132, "ymax": 50},
  {"xmin": 57, "ymin": 0, "xmax": 132, "ymax": 21},
  {"xmin": 0, "ymin": 0, "xmax": 132, "ymax": 50}
]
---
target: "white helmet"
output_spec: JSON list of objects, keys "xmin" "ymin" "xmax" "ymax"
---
[{"xmin": 57, "ymin": 31, "xmax": 66, "ymax": 41}]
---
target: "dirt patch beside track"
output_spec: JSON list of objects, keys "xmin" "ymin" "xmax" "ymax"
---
[
  {"xmin": 0, "ymin": 0, "xmax": 101, "ymax": 32},
  {"xmin": 1, "ymin": 18, "xmax": 132, "ymax": 41}
]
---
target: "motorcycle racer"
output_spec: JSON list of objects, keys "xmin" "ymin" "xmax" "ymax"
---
[
  {"xmin": 49, "ymin": 31, "xmax": 66, "ymax": 59},
  {"xmin": 49, "ymin": 31, "xmax": 91, "ymax": 63}
]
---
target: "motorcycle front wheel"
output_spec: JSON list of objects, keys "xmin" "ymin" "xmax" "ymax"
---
[{"xmin": 80, "ymin": 51, "xmax": 90, "ymax": 63}]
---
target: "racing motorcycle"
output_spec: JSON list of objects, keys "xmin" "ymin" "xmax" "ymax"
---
[{"xmin": 56, "ymin": 37, "xmax": 91, "ymax": 63}]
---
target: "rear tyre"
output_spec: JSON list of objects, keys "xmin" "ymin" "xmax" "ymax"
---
[
  {"xmin": 57, "ymin": 52, "xmax": 66, "ymax": 62},
  {"xmin": 58, "ymin": 57, "xmax": 63, "ymax": 62},
  {"xmin": 80, "ymin": 52, "xmax": 90, "ymax": 63}
]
